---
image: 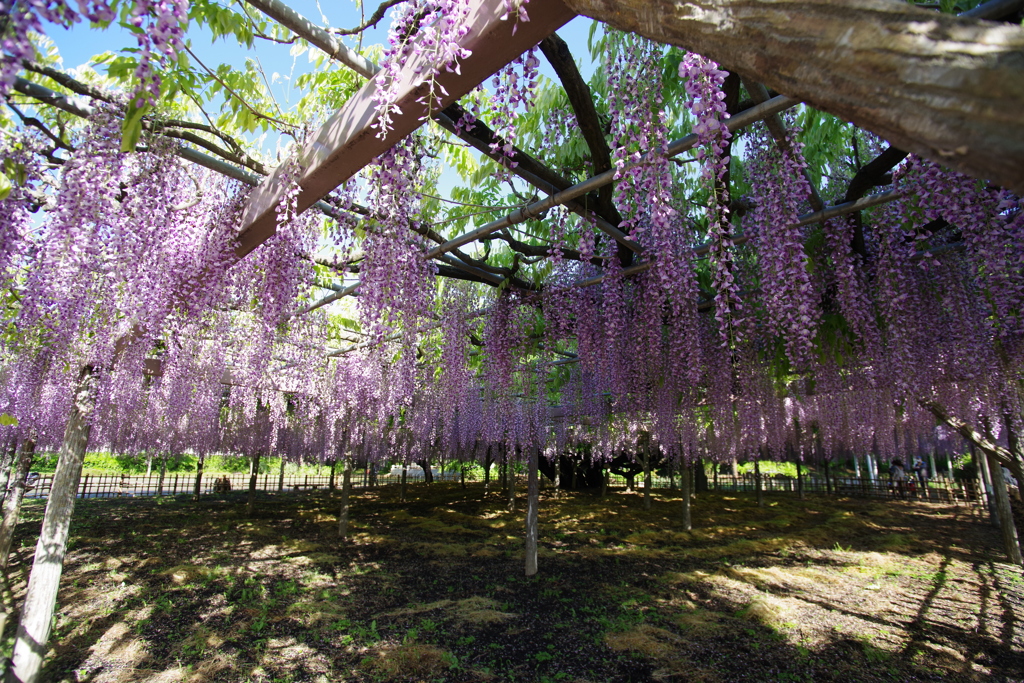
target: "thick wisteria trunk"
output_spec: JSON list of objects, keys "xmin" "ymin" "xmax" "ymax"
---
[
  {"xmin": 145, "ymin": 453, "xmax": 152, "ymax": 477},
  {"xmin": 668, "ymin": 462, "xmax": 676, "ymax": 491},
  {"xmin": 278, "ymin": 458, "xmax": 286, "ymax": 492},
  {"xmin": 681, "ymin": 463, "xmax": 692, "ymax": 532},
  {"xmin": 328, "ymin": 459, "xmax": 336, "ymax": 491},
  {"xmin": 987, "ymin": 452, "xmax": 1023, "ymax": 565},
  {"xmin": 417, "ymin": 459, "xmax": 434, "ymax": 484},
  {"xmin": 0, "ymin": 440, "xmax": 35, "ymax": 571},
  {"xmin": 553, "ymin": 459, "xmax": 561, "ymax": 498},
  {"xmin": 338, "ymin": 456, "xmax": 353, "ymax": 539},
  {"xmin": 563, "ymin": 0, "xmax": 1024, "ymax": 193},
  {"xmin": 754, "ymin": 457, "xmax": 764, "ymax": 507},
  {"xmin": 824, "ymin": 459, "xmax": 832, "ymax": 494},
  {"xmin": 642, "ymin": 449, "xmax": 652, "ymax": 511},
  {"xmin": 400, "ymin": 464, "xmax": 408, "ymax": 502},
  {"xmin": 976, "ymin": 445, "xmax": 998, "ymax": 526},
  {"xmin": 193, "ymin": 454, "xmax": 205, "ymax": 501},
  {"xmin": 247, "ymin": 451, "xmax": 262, "ymax": 517},
  {"xmin": 9, "ymin": 366, "xmax": 95, "ymax": 683},
  {"xmin": 525, "ymin": 447, "xmax": 539, "ymax": 577},
  {"xmin": 0, "ymin": 442, "xmax": 18, "ymax": 505}
]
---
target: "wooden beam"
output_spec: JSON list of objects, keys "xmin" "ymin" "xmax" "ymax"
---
[
  {"xmin": 562, "ymin": 0, "xmax": 1024, "ymax": 193},
  {"xmin": 235, "ymin": 0, "xmax": 576, "ymax": 258}
]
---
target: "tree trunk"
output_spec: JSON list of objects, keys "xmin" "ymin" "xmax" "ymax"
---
[
  {"xmin": 278, "ymin": 457, "xmax": 286, "ymax": 492},
  {"xmin": 145, "ymin": 453, "xmax": 152, "ymax": 477},
  {"xmin": 193, "ymin": 454, "xmax": 205, "ymax": 501},
  {"xmin": 987, "ymin": 452, "xmax": 1023, "ymax": 565},
  {"xmin": 338, "ymin": 456, "xmax": 353, "ymax": 539},
  {"xmin": 601, "ymin": 464, "xmax": 608, "ymax": 498},
  {"xmin": 681, "ymin": 461, "xmax": 692, "ymax": 532},
  {"xmin": 0, "ymin": 442, "xmax": 17, "ymax": 506},
  {"xmin": 9, "ymin": 366, "xmax": 95, "ymax": 683},
  {"xmin": 247, "ymin": 451, "xmax": 262, "ymax": 517},
  {"xmin": 328, "ymin": 459, "xmax": 336, "ymax": 491},
  {"xmin": 825, "ymin": 459, "xmax": 832, "ymax": 494},
  {"xmin": 401, "ymin": 464, "xmax": 408, "ymax": 502},
  {"xmin": 562, "ymin": 0, "xmax": 1024, "ymax": 194},
  {"xmin": 525, "ymin": 447, "xmax": 539, "ymax": 577},
  {"xmin": 0, "ymin": 440, "xmax": 35, "ymax": 571}
]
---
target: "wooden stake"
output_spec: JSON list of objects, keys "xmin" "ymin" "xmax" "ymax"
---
[
  {"xmin": 681, "ymin": 462, "xmax": 692, "ymax": 532},
  {"xmin": 525, "ymin": 447, "xmax": 539, "ymax": 577},
  {"xmin": 338, "ymin": 455, "xmax": 352, "ymax": 539}
]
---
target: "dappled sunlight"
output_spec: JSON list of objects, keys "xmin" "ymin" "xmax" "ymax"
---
[{"xmin": 3, "ymin": 483, "xmax": 1021, "ymax": 682}]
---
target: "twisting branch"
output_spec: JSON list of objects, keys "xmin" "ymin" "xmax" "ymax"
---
[
  {"xmin": 844, "ymin": 144, "xmax": 908, "ymax": 258},
  {"xmin": 538, "ymin": 33, "xmax": 623, "ymax": 242},
  {"xmin": 326, "ymin": 0, "xmax": 410, "ymax": 36}
]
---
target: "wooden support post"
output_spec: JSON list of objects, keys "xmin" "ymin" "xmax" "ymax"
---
[
  {"xmin": 8, "ymin": 367, "xmax": 95, "ymax": 683},
  {"xmin": 156, "ymin": 454, "xmax": 166, "ymax": 497},
  {"xmin": 338, "ymin": 455, "xmax": 353, "ymax": 539},
  {"xmin": 0, "ymin": 442, "xmax": 17, "ymax": 506},
  {"xmin": 507, "ymin": 457, "xmax": 516, "ymax": 513},
  {"xmin": 681, "ymin": 462, "xmax": 692, "ymax": 532},
  {"xmin": 328, "ymin": 459, "xmax": 336, "ymax": 491},
  {"xmin": 279, "ymin": 458, "xmax": 286, "ymax": 492},
  {"xmin": 755, "ymin": 457, "xmax": 764, "ymax": 507},
  {"xmin": 525, "ymin": 447, "xmax": 539, "ymax": 577},
  {"xmin": 987, "ymin": 452, "xmax": 1022, "ymax": 565},
  {"xmin": 642, "ymin": 446, "xmax": 652, "ymax": 511},
  {"xmin": 974, "ymin": 444, "xmax": 996, "ymax": 524}
]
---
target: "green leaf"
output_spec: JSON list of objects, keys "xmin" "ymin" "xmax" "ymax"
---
[
  {"xmin": 120, "ymin": 102, "xmax": 149, "ymax": 152},
  {"xmin": 0, "ymin": 173, "xmax": 11, "ymax": 201},
  {"xmin": 0, "ymin": 413, "xmax": 18, "ymax": 427}
]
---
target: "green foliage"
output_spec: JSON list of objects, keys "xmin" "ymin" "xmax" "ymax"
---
[{"xmin": 736, "ymin": 461, "xmax": 809, "ymax": 478}]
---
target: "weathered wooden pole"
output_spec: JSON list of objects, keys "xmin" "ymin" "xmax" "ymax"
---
[
  {"xmin": 278, "ymin": 457, "xmax": 286, "ymax": 492},
  {"xmin": 0, "ymin": 440, "xmax": 36, "ymax": 571},
  {"xmin": 987, "ymin": 452, "xmax": 1023, "ymax": 565},
  {"xmin": 642, "ymin": 445, "xmax": 653, "ymax": 511},
  {"xmin": 974, "ymin": 444, "xmax": 997, "ymax": 525},
  {"xmin": 525, "ymin": 447, "xmax": 540, "ymax": 577},
  {"xmin": 8, "ymin": 367, "xmax": 96, "ymax": 683},
  {"xmin": 338, "ymin": 455, "xmax": 353, "ymax": 539},
  {"xmin": 681, "ymin": 461, "xmax": 692, "ymax": 532},
  {"xmin": 507, "ymin": 447, "xmax": 517, "ymax": 512},
  {"xmin": 754, "ymin": 455, "xmax": 764, "ymax": 507},
  {"xmin": 156, "ymin": 453, "xmax": 166, "ymax": 497},
  {"xmin": 0, "ymin": 442, "xmax": 18, "ymax": 505}
]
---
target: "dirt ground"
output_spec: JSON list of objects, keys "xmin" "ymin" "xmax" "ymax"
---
[{"xmin": 3, "ymin": 482, "xmax": 1022, "ymax": 682}]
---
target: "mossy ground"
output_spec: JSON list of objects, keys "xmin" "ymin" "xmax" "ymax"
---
[{"xmin": 4, "ymin": 483, "xmax": 1022, "ymax": 682}]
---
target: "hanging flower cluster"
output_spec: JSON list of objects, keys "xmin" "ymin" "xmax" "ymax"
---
[
  {"xmin": 0, "ymin": 1, "xmax": 187, "ymax": 106},
  {"xmin": 680, "ymin": 52, "xmax": 742, "ymax": 347},
  {"xmin": 746, "ymin": 122, "xmax": 821, "ymax": 369}
]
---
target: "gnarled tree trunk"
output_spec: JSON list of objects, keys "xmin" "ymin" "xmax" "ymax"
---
[
  {"xmin": 0, "ymin": 440, "xmax": 36, "ymax": 571},
  {"xmin": 562, "ymin": 0, "xmax": 1024, "ymax": 193},
  {"xmin": 9, "ymin": 366, "xmax": 96, "ymax": 683}
]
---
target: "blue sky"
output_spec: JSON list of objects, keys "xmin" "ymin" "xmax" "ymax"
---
[{"xmin": 47, "ymin": 2, "xmax": 600, "ymax": 114}]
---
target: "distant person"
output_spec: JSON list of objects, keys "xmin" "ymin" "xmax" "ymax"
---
[
  {"xmin": 889, "ymin": 459, "xmax": 907, "ymax": 499},
  {"xmin": 912, "ymin": 456, "xmax": 928, "ymax": 496}
]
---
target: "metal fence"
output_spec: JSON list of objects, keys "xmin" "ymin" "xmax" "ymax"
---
[{"xmin": 21, "ymin": 467, "xmax": 985, "ymax": 505}]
